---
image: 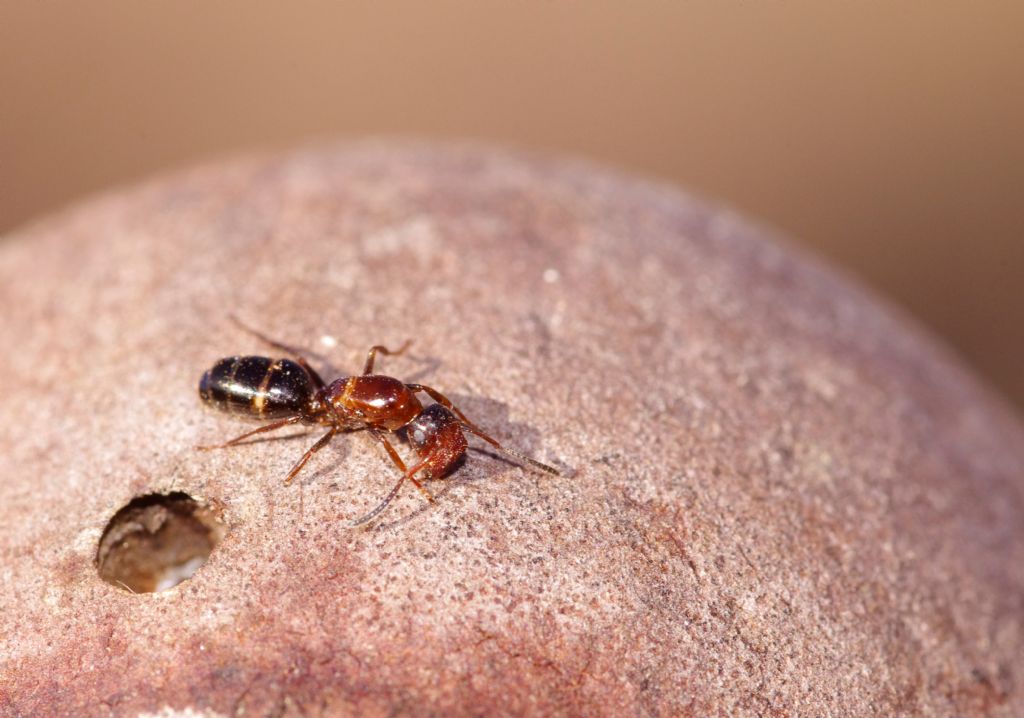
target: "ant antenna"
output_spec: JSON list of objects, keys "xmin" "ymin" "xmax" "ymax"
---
[
  {"xmin": 460, "ymin": 424, "xmax": 561, "ymax": 476},
  {"xmin": 484, "ymin": 442, "xmax": 560, "ymax": 476},
  {"xmin": 348, "ymin": 472, "xmax": 413, "ymax": 528}
]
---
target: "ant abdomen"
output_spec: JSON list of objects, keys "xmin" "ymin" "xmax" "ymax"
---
[
  {"xmin": 199, "ymin": 356, "xmax": 315, "ymax": 420},
  {"xmin": 407, "ymin": 404, "xmax": 468, "ymax": 479}
]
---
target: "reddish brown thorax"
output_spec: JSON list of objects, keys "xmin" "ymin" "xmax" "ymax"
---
[{"xmin": 326, "ymin": 375, "xmax": 423, "ymax": 431}]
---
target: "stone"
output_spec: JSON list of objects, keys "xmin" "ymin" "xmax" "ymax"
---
[{"xmin": 1, "ymin": 142, "xmax": 1021, "ymax": 716}]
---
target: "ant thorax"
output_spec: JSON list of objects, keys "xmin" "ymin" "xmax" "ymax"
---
[{"xmin": 327, "ymin": 375, "xmax": 423, "ymax": 431}]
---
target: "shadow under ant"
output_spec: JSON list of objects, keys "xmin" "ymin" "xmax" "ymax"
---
[
  {"xmin": 353, "ymin": 392, "xmax": 558, "ymax": 530},
  {"xmin": 272, "ymin": 390, "xmax": 556, "ymax": 529}
]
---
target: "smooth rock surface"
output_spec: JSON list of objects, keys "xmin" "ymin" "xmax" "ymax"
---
[{"xmin": 0, "ymin": 142, "xmax": 1022, "ymax": 716}]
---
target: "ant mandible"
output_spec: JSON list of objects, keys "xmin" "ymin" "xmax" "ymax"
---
[{"xmin": 197, "ymin": 318, "xmax": 560, "ymax": 526}]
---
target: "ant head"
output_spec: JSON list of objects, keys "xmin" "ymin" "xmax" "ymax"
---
[{"xmin": 407, "ymin": 404, "xmax": 460, "ymax": 452}]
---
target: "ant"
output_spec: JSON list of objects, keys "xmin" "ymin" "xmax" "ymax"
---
[{"xmin": 197, "ymin": 318, "xmax": 560, "ymax": 526}]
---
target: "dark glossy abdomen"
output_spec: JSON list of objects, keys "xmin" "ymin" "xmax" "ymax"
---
[{"xmin": 199, "ymin": 356, "xmax": 314, "ymax": 420}]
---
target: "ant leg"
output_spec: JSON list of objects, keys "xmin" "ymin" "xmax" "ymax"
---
[
  {"xmin": 348, "ymin": 457, "xmax": 431, "ymax": 528},
  {"xmin": 229, "ymin": 314, "xmax": 327, "ymax": 389},
  {"xmin": 284, "ymin": 428, "xmax": 337, "ymax": 485},
  {"xmin": 365, "ymin": 429, "xmax": 436, "ymax": 503},
  {"xmin": 405, "ymin": 384, "xmax": 561, "ymax": 476},
  {"xmin": 196, "ymin": 416, "xmax": 303, "ymax": 450},
  {"xmin": 363, "ymin": 340, "xmax": 412, "ymax": 375},
  {"xmin": 404, "ymin": 383, "xmax": 482, "ymax": 431}
]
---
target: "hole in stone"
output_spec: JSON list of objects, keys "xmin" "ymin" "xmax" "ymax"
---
[{"xmin": 96, "ymin": 492, "xmax": 226, "ymax": 593}]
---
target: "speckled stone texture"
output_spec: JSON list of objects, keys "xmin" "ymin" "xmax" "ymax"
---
[{"xmin": 1, "ymin": 143, "xmax": 1022, "ymax": 717}]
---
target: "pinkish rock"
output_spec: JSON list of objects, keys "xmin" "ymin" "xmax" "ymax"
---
[{"xmin": 0, "ymin": 142, "xmax": 1021, "ymax": 716}]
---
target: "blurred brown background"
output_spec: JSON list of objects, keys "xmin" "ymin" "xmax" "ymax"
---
[{"xmin": 2, "ymin": 2, "xmax": 1021, "ymax": 410}]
